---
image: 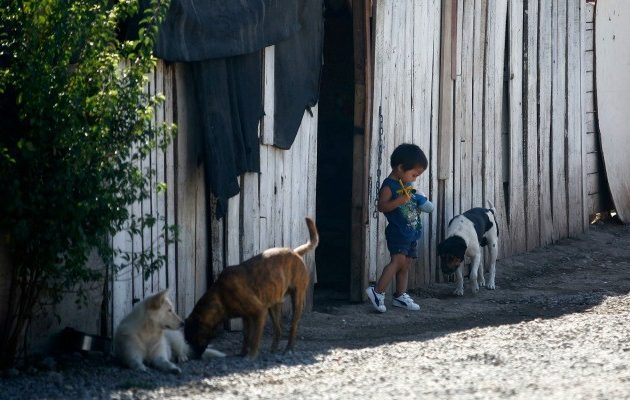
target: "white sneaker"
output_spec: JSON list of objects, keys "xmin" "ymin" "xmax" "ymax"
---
[
  {"xmin": 366, "ymin": 286, "xmax": 386, "ymax": 313},
  {"xmin": 392, "ymin": 293, "xmax": 420, "ymax": 311}
]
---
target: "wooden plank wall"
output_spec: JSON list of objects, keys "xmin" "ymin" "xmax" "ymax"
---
[
  {"xmin": 111, "ymin": 49, "xmax": 318, "ymax": 331},
  {"xmin": 367, "ymin": 0, "xmax": 442, "ymax": 290},
  {"xmin": 368, "ymin": 0, "xmax": 593, "ymax": 289}
]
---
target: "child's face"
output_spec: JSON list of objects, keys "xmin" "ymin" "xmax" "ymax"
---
[{"xmin": 397, "ymin": 165, "xmax": 425, "ymax": 183}]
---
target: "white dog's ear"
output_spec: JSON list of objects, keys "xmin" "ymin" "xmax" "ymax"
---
[{"xmin": 147, "ymin": 289, "xmax": 169, "ymax": 309}]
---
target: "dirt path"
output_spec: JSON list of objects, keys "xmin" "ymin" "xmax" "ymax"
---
[{"xmin": 2, "ymin": 222, "xmax": 629, "ymax": 399}]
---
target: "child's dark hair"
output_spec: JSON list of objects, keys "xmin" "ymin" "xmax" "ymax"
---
[{"xmin": 390, "ymin": 143, "xmax": 428, "ymax": 171}]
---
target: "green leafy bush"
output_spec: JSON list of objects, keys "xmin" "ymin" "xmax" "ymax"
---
[{"xmin": 0, "ymin": 0, "xmax": 174, "ymax": 367}]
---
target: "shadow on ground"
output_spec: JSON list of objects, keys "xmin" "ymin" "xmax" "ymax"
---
[{"xmin": 3, "ymin": 222, "xmax": 630, "ymax": 399}]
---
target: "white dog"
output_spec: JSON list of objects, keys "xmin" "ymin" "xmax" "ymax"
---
[
  {"xmin": 437, "ymin": 201, "xmax": 499, "ymax": 296},
  {"xmin": 113, "ymin": 289, "xmax": 224, "ymax": 373}
]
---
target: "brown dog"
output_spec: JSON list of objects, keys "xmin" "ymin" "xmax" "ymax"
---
[{"xmin": 184, "ymin": 217, "xmax": 318, "ymax": 358}]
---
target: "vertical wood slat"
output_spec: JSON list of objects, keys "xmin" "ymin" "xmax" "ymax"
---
[
  {"xmin": 382, "ymin": 0, "xmax": 402, "ymax": 293},
  {"xmin": 551, "ymin": 0, "xmax": 568, "ymax": 240},
  {"xmin": 371, "ymin": 0, "xmax": 393, "ymax": 283},
  {"xmin": 458, "ymin": 0, "xmax": 474, "ymax": 214},
  {"xmin": 351, "ymin": 0, "xmax": 368, "ymax": 302},
  {"xmin": 142, "ymin": 69, "xmax": 155, "ymax": 298},
  {"xmin": 163, "ymin": 63, "xmax": 177, "ymax": 303},
  {"xmin": 490, "ymin": 0, "xmax": 509, "ymax": 258},
  {"xmin": 472, "ymin": 0, "xmax": 486, "ymax": 210},
  {"xmin": 402, "ymin": 0, "xmax": 415, "ymax": 289},
  {"xmin": 538, "ymin": 0, "xmax": 554, "ymax": 246},
  {"xmin": 508, "ymin": 0, "xmax": 526, "ymax": 254},
  {"xmin": 367, "ymin": 0, "xmax": 388, "ymax": 283},
  {"xmin": 453, "ymin": 0, "xmax": 464, "ymax": 217},
  {"xmin": 411, "ymin": 0, "xmax": 426, "ymax": 286},
  {"xmin": 307, "ymin": 105, "xmax": 319, "ymax": 286},
  {"xmin": 567, "ymin": 0, "xmax": 584, "ymax": 237},
  {"xmin": 262, "ymin": 46, "xmax": 275, "ymax": 145},
  {"xmin": 525, "ymin": 0, "xmax": 540, "ymax": 250},
  {"xmin": 483, "ymin": 0, "xmax": 497, "ymax": 210},
  {"xmin": 259, "ymin": 144, "xmax": 273, "ymax": 252},
  {"xmin": 429, "ymin": 0, "xmax": 441, "ymax": 284},
  {"xmin": 438, "ymin": 0, "xmax": 455, "ymax": 255},
  {"xmin": 111, "ymin": 226, "xmax": 133, "ymax": 331},
  {"xmin": 174, "ymin": 63, "xmax": 201, "ymax": 316},
  {"xmin": 155, "ymin": 62, "xmax": 167, "ymax": 291}
]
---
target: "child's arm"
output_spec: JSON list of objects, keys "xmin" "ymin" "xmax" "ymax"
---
[{"xmin": 377, "ymin": 185, "xmax": 410, "ymax": 213}]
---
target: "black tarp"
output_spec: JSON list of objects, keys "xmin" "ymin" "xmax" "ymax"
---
[
  {"xmin": 273, "ymin": 0, "xmax": 324, "ymax": 149},
  {"xmin": 153, "ymin": 0, "xmax": 324, "ymax": 218},
  {"xmin": 189, "ymin": 53, "xmax": 263, "ymax": 218},
  {"xmin": 154, "ymin": 0, "xmax": 301, "ymax": 61}
]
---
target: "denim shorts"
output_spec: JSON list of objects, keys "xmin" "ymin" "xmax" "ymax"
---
[{"xmin": 386, "ymin": 238, "xmax": 418, "ymax": 258}]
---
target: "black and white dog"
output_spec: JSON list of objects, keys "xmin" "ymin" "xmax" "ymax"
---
[{"xmin": 437, "ymin": 201, "xmax": 499, "ymax": 296}]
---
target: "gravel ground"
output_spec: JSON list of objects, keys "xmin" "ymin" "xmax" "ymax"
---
[{"xmin": 1, "ymin": 222, "xmax": 630, "ymax": 400}]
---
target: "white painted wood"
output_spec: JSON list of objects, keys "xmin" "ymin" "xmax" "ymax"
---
[
  {"xmin": 163, "ymin": 63, "xmax": 177, "ymax": 302},
  {"xmin": 453, "ymin": 0, "xmax": 464, "ymax": 216},
  {"xmin": 525, "ymin": 0, "xmax": 540, "ymax": 250},
  {"xmin": 262, "ymin": 46, "xmax": 275, "ymax": 145},
  {"xmin": 226, "ymin": 183, "xmax": 241, "ymax": 265},
  {"xmin": 412, "ymin": 0, "xmax": 428, "ymax": 285},
  {"xmin": 538, "ymin": 0, "xmax": 554, "ymax": 246},
  {"xmin": 111, "ymin": 225, "xmax": 133, "ymax": 331},
  {"xmin": 595, "ymin": 0, "xmax": 630, "ymax": 222},
  {"xmin": 460, "ymin": 0, "xmax": 474, "ymax": 214},
  {"xmin": 241, "ymin": 172, "xmax": 260, "ymax": 259},
  {"xmin": 143, "ymin": 68, "xmax": 156, "ymax": 297},
  {"xmin": 508, "ymin": 0, "xmax": 526, "ymax": 254},
  {"xmin": 567, "ymin": 0, "xmax": 584, "ymax": 236},
  {"xmin": 155, "ymin": 62, "xmax": 167, "ymax": 291},
  {"xmin": 258, "ymin": 145, "xmax": 272, "ymax": 252},
  {"xmin": 429, "ymin": 0, "xmax": 441, "ymax": 283},
  {"xmin": 472, "ymin": 0, "xmax": 486, "ymax": 209},
  {"xmin": 552, "ymin": 0, "xmax": 568, "ymax": 240},
  {"xmin": 367, "ymin": 0, "xmax": 388, "ymax": 283},
  {"xmin": 225, "ymin": 181, "xmax": 242, "ymax": 331},
  {"xmin": 439, "ymin": 0, "xmax": 455, "ymax": 279},
  {"xmin": 174, "ymin": 63, "xmax": 199, "ymax": 316},
  {"xmin": 493, "ymin": 0, "xmax": 509, "ymax": 258},
  {"xmin": 373, "ymin": 0, "xmax": 400, "ymax": 281},
  {"xmin": 306, "ymin": 105, "xmax": 318, "ymax": 282},
  {"xmin": 483, "ymin": 0, "xmax": 497, "ymax": 210}
]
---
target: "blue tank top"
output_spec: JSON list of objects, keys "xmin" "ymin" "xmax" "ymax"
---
[{"xmin": 380, "ymin": 177, "xmax": 433, "ymax": 242}]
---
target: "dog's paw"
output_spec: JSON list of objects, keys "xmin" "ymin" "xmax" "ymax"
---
[
  {"xmin": 177, "ymin": 354, "xmax": 189, "ymax": 363},
  {"xmin": 169, "ymin": 365, "xmax": 182, "ymax": 374},
  {"xmin": 487, "ymin": 281, "xmax": 496, "ymax": 290},
  {"xmin": 453, "ymin": 287, "xmax": 464, "ymax": 296}
]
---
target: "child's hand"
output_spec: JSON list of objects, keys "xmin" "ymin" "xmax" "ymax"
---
[{"xmin": 397, "ymin": 192, "xmax": 412, "ymax": 206}]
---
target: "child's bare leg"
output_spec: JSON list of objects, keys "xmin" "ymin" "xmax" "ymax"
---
[
  {"xmin": 394, "ymin": 257, "xmax": 412, "ymax": 296},
  {"xmin": 376, "ymin": 254, "xmax": 407, "ymax": 293}
]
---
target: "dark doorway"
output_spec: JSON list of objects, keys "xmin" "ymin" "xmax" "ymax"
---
[{"xmin": 314, "ymin": 1, "xmax": 354, "ymax": 308}]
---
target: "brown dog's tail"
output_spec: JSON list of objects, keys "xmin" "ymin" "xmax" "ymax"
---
[{"xmin": 294, "ymin": 217, "xmax": 319, "ymax": 257}]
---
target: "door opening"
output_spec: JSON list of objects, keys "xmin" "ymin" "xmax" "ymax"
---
[{"xmin": 314, "ymin": 1, "xmax": 354, "ymax": 308}]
